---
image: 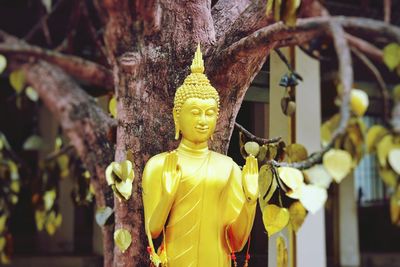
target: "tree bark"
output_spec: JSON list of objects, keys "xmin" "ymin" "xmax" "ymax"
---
[{"xmin": 22, "ymin": 61, "xmax": 116, "ymax": 266}]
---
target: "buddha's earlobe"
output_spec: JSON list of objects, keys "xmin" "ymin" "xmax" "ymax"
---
[{"xmin": 174, "ymin": 124, "xmax": 180, "ymax": 140}]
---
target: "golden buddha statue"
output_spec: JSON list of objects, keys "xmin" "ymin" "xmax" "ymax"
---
[{"xmin": 142, "ymin": 45, "xmax": 258, "ymax": 267}]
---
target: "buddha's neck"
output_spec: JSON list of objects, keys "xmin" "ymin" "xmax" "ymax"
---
[{"xmin": 178, "ymin": 138, "xmax": 209, "ymax": 158}]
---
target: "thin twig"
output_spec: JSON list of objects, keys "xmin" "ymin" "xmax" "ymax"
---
[
  {"xmin": 384, "ymin": 0, "xmax": 391, "ymax": 24},
  {"xmin": 45, "ymin": 145, "xmax": 74, "ymax": 162},
  {"xmin": 274, "ymin": 48, "xmax": 293, "ymax": 71},
  {"xmin": 24, "ymin": 0, "xmax": 65, "ymax": 41},
  {"xmin": 235, "ymin": 122, "xmax": 281, "ymax": 144},
  {"xmin": 351, "ymin": 47, "xmax": 391, "ymax": 125}
]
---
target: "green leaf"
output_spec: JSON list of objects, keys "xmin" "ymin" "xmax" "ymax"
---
[
  {"xmin": 25, "ymin": 86, "xmax": 39, "ymax": 102},
  {"xmin": 95, "ymin": 206, "xmax": 114, "ymax": 226},
  {"xmin": 9, "ymin": 70, "xmax": 25, "ymax": 94},
  {"xmin": 0, "ymin": 55, "xmax": 7, "ymax": 74},
  {"xmin": 383, "ymin": 43, "xmax": 400, "ymax": 71},
  {"xmin": 114, "ymin": 228, "xmax": 132, "ymax": 253},
  {"xmin": 23, "ymin": 135, "xmax": 44, "ymax": 150},
  {"xmin": 109, "ymin": 96, "xmax": 117, "ymax": 118},
  {"xmin": 0, "ymin": 215, "xmax": 7, "ymax": 232}
]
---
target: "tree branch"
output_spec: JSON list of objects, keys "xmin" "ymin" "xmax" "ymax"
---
[
  {"xmin": 0, "ymin": 31, "xmax": 113, "ymax": 89},
  {"xmin": 345, "ymin": 33, "xmax": 383, "ymax": 63},
  {"xmin": 22, "ymin": 60, "xmax": 115, "ymax": 266},
  {"xmin": 351, "ymin": 47, "xmax": 391, "ymax": 125},
  {"xmin": 214, "ymin": 16, "xmax": 400, "ymax": 76},
  {"xmin": 211, "ymin": 0, "xmax": 252, "ymax": 42},
  {"xmin": 235, "ymin": 122, "xmax": 281, "ymax": 144}
]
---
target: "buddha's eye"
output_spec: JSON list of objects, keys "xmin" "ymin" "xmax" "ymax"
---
[
  {"xmin": 191, "ymin": 109, "xmax": 200, "ymax": 115},
  {"xmin": 206, "ymin": 110, "xmax": 215, "ymax": 116}
]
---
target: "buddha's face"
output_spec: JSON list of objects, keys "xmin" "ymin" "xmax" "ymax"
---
[{"xmin": 175, "ymin": 98, "xmax": 218, "ymax": 143}]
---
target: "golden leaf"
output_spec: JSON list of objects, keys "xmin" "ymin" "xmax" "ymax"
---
[
  {"xmin": 323, "ymin": 149, "xmax": 352, "ymax": 183},
  {"xmin": 257, "ymin": 145, "xmax": 268, "ymax": 162},
  {"xmin": 366, "ymin": 125, "xmax": 389, "ymax": 153},
  {"xmin": 105, "ymin": 163, "xmax": 116, "ymax": 185},
  {"xmin": 285, "ymin": 143, "xmax": 308, "ymax": 163},
  {"xmin": 277, "ymin": 236, "xmax": 288, "ymax": 267},
  {"xmin": 115, "ymin": 177, "xmax": 134, "ymax": 200},
  {"xmin": 114, "ymin": 228, "xmax": 132, "ymax": 253},
  {"xmin": 350, "ymin": 89, "xmax": 369, "ymax": 117},
  {"xmin": 9, "ymin": 70, "xmax": 25, "ymax": 94},
  {"xmin": 10, "ymin": 180, "xmax": 20, "ymax": 193},
  {"xmin": 303, "ymin": 164, "xmax": 332, "ymax": 189},
  {"xmin": 390, "ymin": 188, "xmax": 400, "ymax": 224},
  {"xmin": 25, "ymin": 86, "xmax": 39, "ymax": 102},
  {"xmin": 0, "ymin": 252, "xmax": 10, "ymax": 264},
  {"xmin": 23, "ymin": 135, "xmax": 44, "ymax": 150},
  {"xmin": 0, "ymin": 216, "xmax": 6, "ymax": 233},
  {"xmin": 289, "ymin": 201, "xmax": 307, "ymax": 232},
  {"xmin": 274, "ymin": 0, "xmax": 282, "ymax": 21},
  {"xmin": 112, "ymin": 160, "xmax": 133, "ymax": 181},
  {"xmin": 299, "ymin": 184, "xmax": 327, "ymax": 214},
  {"xmin": 388, "ymin": 148, "xmax": 400, "ymax": 175},
  {"xmin": 378, "ymin": 166, "xmax": 398, "ymax": 188},
  {"xmin": 44, "ymin": 189, "xmax": 56, "ymax": 211},
  {"xmin": 383, "ymin": 43, "xmax": 400, "ymax": 71},
  {"xmin": 393, "ymin": 84, "xmax": 400, "ymax": 102},
  {"xmin": 109, "ymin": 96, "xmax": 117, "ymax": 118},
  {"xmin": 0, "ymin": 55, "xmax": 7, "ymax": 74},
  {"xmin": 0, "ymin": 237, "xmax": 5, "ymax": 251},
  {"xmin": 262, "ymin": 204, "xmax": 290, "ymax": 236},
  {"xmin": 35, "ymin": 210, "xmax": 46, "ymax": 231},
  {"xmin": 376, "ymin": 135, "xmax": 400, "ymax": 167},
  {"xmin": 57, "ymin": 154, "xmax": 70, "ymax": 178},
  {"xmin": 258, "ymin": 164, "xmax": 277, "ymax": 209},
  {"xmin": 244, "ymin": 141, "xmax": 260, "ymax": 157},
  {"xmin": 278, "ymin": 166, "xmax": 304, "ymax": 193},
  {"xmin": 282, "ymin": 0, "xmax": 301, "ymax": 27},
  {"xmin": 266, "ymin": 0, "xmax": 274, "ymax": 15}
]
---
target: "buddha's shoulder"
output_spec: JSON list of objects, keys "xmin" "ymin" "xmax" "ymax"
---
[
  {"xmin": 143, "ymin": 152, "xmax": 169, "ymax": 171},
  {"xmin": 210, "ymin": 151, "xmax": 238, "ymax": 167}
]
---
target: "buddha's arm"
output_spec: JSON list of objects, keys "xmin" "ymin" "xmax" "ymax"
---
[
  {"xmin": 142, "ymin": 152, "xmax": 181, "ymax": 239},
  {"xmin": 225, "ymin": 162, "xmax": 258, "ymax": 251}
]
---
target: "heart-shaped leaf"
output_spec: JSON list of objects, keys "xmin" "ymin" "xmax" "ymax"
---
[
  {"xmin": 303, "ymin": 164, "xmax": 333, "ymax": 189},
  {"xmin": 299, "ymin": 184, "xmax": 327, "ymax": 214},
  {"xmin": 10, "ymin": 70, "xmax": 25, "ymax": 94},
  {"xmin": 115, "ymin": 178, "xmax": 134, "ymax": 200},
  {"xmin": 350, "ymin": 89, "xmax": 369, "ymax": 117},
  {"xmin": 278, "ymin": 167, "xmax": 304, "ymax": 191},
  {"xmin": 258, "ymin": 164, "xmax": 277, "ymax": 209},
  {"xmin": 23, "ymin": 135, "xmax": 44, "ymax": 150},
  {"xmin": 244, "ymin": 141, "xmax": 260, "ymax": 157},
  {"xmin": 388, "ymin": 149, "xmax": 400, "ymax": 175},
  {"xmin": 366, "ymin": 125, "xmax": 389, "ymax": 153},
  {"xmin": 289, "ymin": 201, "xmax": 307, "ymax": 232},
  {"xmin": 112, "ymin": 160, "xmax": 133, "ymax": 181},
  {"xmin": 0, "ymin": 55, "xmax": 7, "ymax": 74},
  {"xmin": 323, "ymin": 149, "xmax": 352, "ymax": 183},
  {"xmin": 96, "ymin": 206, "xmax": 114, "ymax": 226},
  {"xmin": 262, "ymin": 204, "xmax": 290, "ymax": 236},
  {"xmin": 114, "ymin": 228, "xmax": 132, "ymax": 253}
]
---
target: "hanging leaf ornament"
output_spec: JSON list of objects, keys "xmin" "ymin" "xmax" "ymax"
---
[
  {"xmin": 383, "ymin": 43, "xmax": 400, "ymax": 71},
  {"xmin": 258, "ymin": 164, "xmax": 277, "ymax": 209},
  {"xmin": 262, "ymin": 204, "xmax": 290, "ymax": 236},
  {"xmin": 350, "ymin": 89, "xmax": 369, "ymax": 117},
  {"xmin": 299, "ymin": 184, "xmax": 327, "ymax": 214},
  {"xmin": 0, "ymin": 55, "xmax": 7, "ymax": 74},
  {"xmin": 105, "ymin": 160, "xmax": 135, "ymax": 200},
  {"xmin": 323, "ymin": 149, "xmax": 352, "ymax": 183},
  {"xmin": 289, "ymin": 201, "xmax": 307, "ymax": 232},
  {"xmin": 244, "ymin": 141, "xmax": 260, "ymax": 157},
  {"xmin": 388, "ymin": 149, "xmax": 400, "ymax": 175}
]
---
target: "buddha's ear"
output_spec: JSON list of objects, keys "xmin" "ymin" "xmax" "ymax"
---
[{"xmin": 173, "ymin": 110, "xmax": 180, "ymax": 140}]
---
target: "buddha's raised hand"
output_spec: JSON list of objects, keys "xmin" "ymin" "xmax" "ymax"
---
[
  {"xmin": 242, "ymin": 155, "xmax": 259, "ymax": 204},
  {"xmin": 162, "ymin": 151, "xmax": 181, "ymax": 197}
]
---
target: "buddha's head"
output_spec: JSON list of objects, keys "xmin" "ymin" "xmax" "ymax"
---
[{"xmin": 173, "ymin": 45, "xmax": 220, "ymax": 144}]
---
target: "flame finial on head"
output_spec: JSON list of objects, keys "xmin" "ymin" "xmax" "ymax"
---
[{"xmin": 190, "ymin": 44, "xmax": 205, "ymax": 74}]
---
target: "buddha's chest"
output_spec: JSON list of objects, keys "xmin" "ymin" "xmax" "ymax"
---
[{"xmin": 175, "ymin": 155, "xmax": 231, "ymax": 203}]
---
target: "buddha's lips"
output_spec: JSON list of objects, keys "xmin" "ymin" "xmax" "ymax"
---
[{"xmin": 195, "ymin": 126, "xmax": 209, "ymax": 132}]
